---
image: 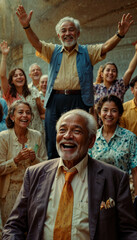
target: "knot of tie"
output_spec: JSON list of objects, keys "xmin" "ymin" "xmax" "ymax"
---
[{"xmin": 63, "ymin": 169, "xmax": 78, "ymax": 183}]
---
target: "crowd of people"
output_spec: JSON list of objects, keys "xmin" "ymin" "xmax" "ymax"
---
[{"xmin": 0, "ymin": 3, "xmax": 137, "ymax": 239}]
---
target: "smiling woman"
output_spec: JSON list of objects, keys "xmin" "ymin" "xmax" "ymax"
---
[
  {"xmin": 89, "ymin": 95, "xmax": 137, "ymax": 201},
  {"xmin": 0, "ymin": 41, "xmax": 45, "ymax": 139},
  {"xmin": 0, "ymin": 100, "xmax": 47, "ymax": 229}
]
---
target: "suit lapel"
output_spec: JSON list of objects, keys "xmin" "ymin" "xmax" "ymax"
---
[
  {"xmin": 88, "ymin": 157, "xmax": 105, "ymax": 240},
  {"xmin": 35, "ymin": 160, "xmax": 59, "ymax": 233}
]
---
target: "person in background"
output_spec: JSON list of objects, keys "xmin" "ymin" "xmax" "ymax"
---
[
  {"xmin": 89, "ymin": 95, "xmax": 137, "ymax": 203},
  {"xmin": 28, "ymin": 63, "xmax": 42, "ymax": 91},
  {"xmin": 2, "ymin": 109, "xmax": 137, "ymax": 239},
  {"xmin": 0, "ymin": 103, "xmax": 7, "ymax": 132},
  {"xmin": 0, "ymin": 41, "xmax": 45, "ymax": 139},
  {"xmin": 16, "ymin": 4, "xmax": 133, "ymax": 159},
  {"xmin": 39, "ymin": 74, "xmax": 48, "ymax": 104},
  {"xmin": 94, "ymin": 41, "xmax": 137, "ymax": 105},
  {"xmin": 120, "ymin": 76, "xmax": 137, "ymax": 136},
  {"xmin": 0, "ymin": 98, "xmax": 8, "ymax": 132},
  {"xmin": 0, "ymin": 100, "xmax": 47, "ymax": 229},
  {"xmin": 39, "ymin": 75, "xmax": 48, "ymax": 125}
]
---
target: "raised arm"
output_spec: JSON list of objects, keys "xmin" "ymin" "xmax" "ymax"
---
[
  {"xmin": 123, "ymin": 43, "xmax": 137, "ymax": 86},
  {"xmin": 101, "ymin": 13, "xmax": 133, "ymax": 56},
  {"xmin": 0, "ymin": 41, "xmax": 10, "ymax": 95},
  {"xmin": 16, "ymin": 5, "xmax": 42, "ymax": 53}
]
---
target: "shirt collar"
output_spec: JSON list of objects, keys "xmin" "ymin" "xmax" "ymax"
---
[
  {"xmin": 97, "ymin": 125, "xmax": 122, "ymax": 140},
  {"xmin": 57, "ymin": 154, "xmax": 88, "ymax": 182},
  {"xmin": 61, "ymin": 43, "xmax": 79, "ymax": 53},
  {"xmin": 100, "ymin": 79, "xmax": 118, "ymax": 88},
  {"xmin": 130, "ymin": 98, "xmax": 137, "ymax": 109},
  {"xmin": 11, "ymin": 128, "xmax": 29, "ymax": 143}
]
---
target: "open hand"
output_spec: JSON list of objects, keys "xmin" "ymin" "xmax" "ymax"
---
[
  {"xmin": 118, "ymin": 13, "xmax": 133, "ymax": 36},
  {"xmin": 16, "ymin": 5, "xmax": 33, "ymax": 28},
  {"xmin": 0, "ymin": 41, "xmax": 10, "ymax": 55}
]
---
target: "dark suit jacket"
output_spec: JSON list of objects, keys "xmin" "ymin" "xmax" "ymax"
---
[{"xmin": 2, "ymin": 157, "xmax": 137, "ymax": 240}]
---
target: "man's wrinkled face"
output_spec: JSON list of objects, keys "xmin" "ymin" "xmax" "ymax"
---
[
  {"xmin": 29, "ymin": 65, "xmax": 42, "ymax": 82},
  {"xmin": 58, "ymin": 21, "xmax": 80, "ymax": 49},
  {"xmin": 56, "ymin": 114, "xmax": 94, "ymax": 164}
]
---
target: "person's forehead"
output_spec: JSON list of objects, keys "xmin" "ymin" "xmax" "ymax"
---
[
  {"xmin": 40, "ymin": 77, "xmax": 48, "ymax": 82},
  {"xmin": 60, "ymin": 114, "xmax": 86, "ymax": 127},
  {"xmin": 105, "ymin": 64, "xmax": 116, "ymax": 70},
  {"xmin": 15, "ymin": 104, "xmax": 30, "ymax": 111},
  {"xmin": 102, "ymin": 101, "xmax": 118, "ymax": 109},
  {"xmin": 60, "ymin": 21, "xmax": 76, "ymax": 29},
  {"xmin": 14, "ymin": 69, "xmax": 23, "ymax": 74},
  {"xmin": 31, "ymin": 65, "xmax": 41, "ymax": 71}
]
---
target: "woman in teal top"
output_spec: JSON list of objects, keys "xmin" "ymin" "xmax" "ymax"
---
[{"xmin": 89, "ymin": 95, "xmax": 137, "ymax": 198}]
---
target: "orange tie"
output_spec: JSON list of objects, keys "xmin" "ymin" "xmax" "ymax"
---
[{"xmin": 53, "ymin": 169, "xmax": 78, "ymax": 240}]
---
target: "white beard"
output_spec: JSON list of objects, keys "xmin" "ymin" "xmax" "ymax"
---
[{"xmin": 60, "ymin": 38, "xmax": 77, "ymax": 48}]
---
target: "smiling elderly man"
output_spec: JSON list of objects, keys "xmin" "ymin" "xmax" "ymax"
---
[
  {"xmin": 2, "ymin": 109, "xmax": 137, "ymax": 240},
  {"xmin": 16, "ymin": 5, "xmax": 133, "ymax": 160}
]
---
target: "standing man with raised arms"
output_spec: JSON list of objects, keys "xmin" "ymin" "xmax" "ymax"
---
[{"xmin": 16, "ymin": 5, "xmax": 133, "ymax": 159}]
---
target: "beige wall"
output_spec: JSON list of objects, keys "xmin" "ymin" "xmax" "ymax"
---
[{"xmin": 0, "ymin": 0, "xmax": 137, "ymax": 101}]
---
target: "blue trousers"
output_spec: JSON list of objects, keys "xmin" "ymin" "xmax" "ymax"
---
[{"xmin": 45, "ymin": 93, "xmax": 89, "ymax": 159}]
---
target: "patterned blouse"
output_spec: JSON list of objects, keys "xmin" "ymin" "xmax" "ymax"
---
[
  {"xmin": 89, "ymin": 125, "xmax": 137, "ymax": 174},
  {"xmin": 93, "ymin": 78, "xmax": 128, "ymax": 104}
]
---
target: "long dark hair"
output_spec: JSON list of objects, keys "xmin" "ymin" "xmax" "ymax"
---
[{"xmin": 8, "ymin": 68, "xmax": 31, "ymax": 98}]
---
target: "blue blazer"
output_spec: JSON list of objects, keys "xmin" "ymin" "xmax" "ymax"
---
[{"xmin": 3, "ymin": 157, "xmax": 137, "ymax": 240}]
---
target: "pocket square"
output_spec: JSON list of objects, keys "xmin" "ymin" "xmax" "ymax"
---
[{"xmin": 100, "ymin": 197, "xmax": 115, "ymax": 210}]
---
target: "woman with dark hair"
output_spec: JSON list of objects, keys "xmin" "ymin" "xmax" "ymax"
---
[
  {"xmin": 0, "ymin": 41, "xmax": 45, "ymax": 138},
  {"xmin": 89, "ymin": 95, "xmax": 137, "ymax": 200},
  {"xmin": 0, "ymin": 100, "xmax": 47, "ymax": 228},
  {"xmin": 94, "ymin": 42, "xmax": 137, "ymax": 105}
]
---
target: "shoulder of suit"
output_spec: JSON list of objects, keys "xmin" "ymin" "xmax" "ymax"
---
[
  {"xmin": 88, "ymin": 156, "xmax": 126, "ymax": 177},
  {"xmin": 27, "ymin": 158, "xmax": 60, "ymax": 175}
]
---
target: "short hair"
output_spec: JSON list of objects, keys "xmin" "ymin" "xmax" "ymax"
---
[
  {"xmin": 6, "ymin": 100, "xmax": 34, "ymax": 129},
  {"xmin": 40, "ymin": 75, "xmax": 48, "ymax": 82},
  {"xmin": 55, "ymin": 16, "xmax": 80, "ymax": 35},
  {"xmin": 8, "ymin": 68, "xmax": 31, "ymax": 98},
  {"xmin": 130, "ymin": 76, "xmax": 137, "ymax": 87},
  {"xmin": 56, "ymin": 109, "xmax": 97, "ymax": 138},
  {"xmin": 29, "ymin": 63, "xmax": 42, "ymax": 74},
  {"xmin": 102, "ymin": 62, "xmax": 118, "ymax": 76},
  {"xmin": 96, "ymin": 95, "xmax": 123, "ymax": 116}
]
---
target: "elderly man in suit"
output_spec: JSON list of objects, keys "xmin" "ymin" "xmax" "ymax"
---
[{"xmin": 2, "ymin": 109, "xmax": 137, "ymax": 239}]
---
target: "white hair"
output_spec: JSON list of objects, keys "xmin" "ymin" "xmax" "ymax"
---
[
  {"xmin": 55, "ymin": 16, "xmax": 80, "ymax": 35},
  {"xmin": 29, "ymin": 63, "xmax": 42, "ymax": 73},
  {"xmin": 40, "ymin": 74, "xmax": 48, "ymax": 81},
  {"xmin": 56, "ymin": 109, "xmax": 97, "ymax": 138}
]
